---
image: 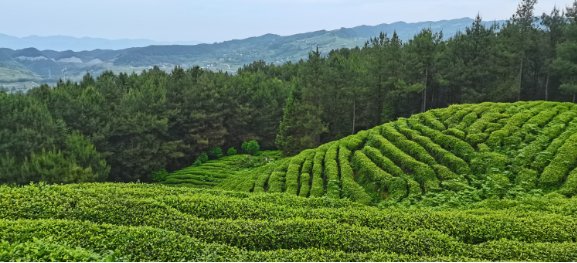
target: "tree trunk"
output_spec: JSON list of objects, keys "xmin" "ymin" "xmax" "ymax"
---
[
  {"xmin": 544, "ymin": 73, "xmax": 550, "ymax": 101},
  {"xmin": 517, "ymin": 59, "xmax": 524, "ymax": 101},
  {"xmin": 422, "ymin": 68, "xmax": 428, "ymax": 113},
  {"xmin": 352, "ymin": 100, "xmax": 356, "ymax": 135}
]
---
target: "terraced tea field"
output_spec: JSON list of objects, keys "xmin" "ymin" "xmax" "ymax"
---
[
  {"xmin": 221, "ymin": 101, "xmax": 577, "ymax": 204},
  {"xmin": 3, "ymin": 101, "xmax": 577, "ymax": 261},
  {"xmin": 2, "ymin": 183, "xmax": 577, "ymax": 261},
  {"xmin": 162, "ymin": 151, "xmax": 281, "ymax": 187}
]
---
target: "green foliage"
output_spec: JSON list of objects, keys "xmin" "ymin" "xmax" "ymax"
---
[
  {"xmin": 339, "ymin": 145, "xmax": 372, "ymax": 204},
  {"xmin": 367, "ymin": 132, "xmax": 439, "ymax": 192},
  {"xmin": 162, "ymin": 153, "xmax": 278, "ymax": 188},
  {"xmin": 225, "ymin": 101, "xmax": 577, "ymax": 207},
  {"xmin": 324, "ymin": 144, "xmax": 341, "ymax": 199},
  {"xmin": 0, "ymin": 239, "xmax": 107, "ymax": 262},
  {"xmin": 193, "ymin": 152, "xmax": 209, "ymax": 166},
  {"xmin": 285, "ymin": 152, "xmax": 310, "ymax": 196},
  {"xmin": 540, "ymin": 133, "xmax": 577, "ymax": 188},
  {"xmin": 5, "ymin": 2, "xmax": 577, "ymax": 186},
  {"xmin": 352, "ymin": 150, "xmax": 407, "ymax": 202},
  {"xmin": 226, "ymin": 147, "xmax": 238, "ymax": 156},
  {"xmin": 2, "ymin": 183, "xmax": 577, "ymax": 261},
  {"xmin": 208, "ymin": 147, "xmax": 223, "ymax": 159},
  {"xmin": 152, "ymin": 169, "xmax": 169, "ymax": 182},
  {"xmin": 276, "ymin": 87, "xmax": 326, "ymax": 156},
  {"xmin": 0, "ymin": 93, "xmax": 109, "ymax": 184},
  {"xmin": 309, "ymin": 148, "xmax": 327, "ymax": 197},
  {"xmin": 298, "ymin": 173, "xmax": 311, "ymax": 197},
  {"xmin": 241, "ymin": 140, "xmax": 260, "ymax": 156}
]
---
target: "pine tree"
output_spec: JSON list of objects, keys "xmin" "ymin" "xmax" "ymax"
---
[
  {"xmin": 541, "ymin": 7, "xmax": 567, "ymax": 100},
  {"xmin": 276, "ymin": 85, "xmax": 326, "ymax": 156},
  {"xmin": 552, "ymin": 3, "xmax": 577, "ymax": 102}
]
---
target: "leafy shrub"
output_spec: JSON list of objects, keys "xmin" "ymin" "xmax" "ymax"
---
[
  {"xmin": 226, "ymin": 147, "xmax": 238, "ymax": 156},
  {"xmin": 363, "ymin": 146, "xmax": 404, "ymax": 177},
  {"xmin": 0, "ymin": 239, "xmax": 107, "ymax": 262},
  {"xmin": 0, "ymin": 219, "xmax": 242, "ymax": 262},
  {"xmin": 514, "ymin": 168, "xmax": 538, "ymax": 190},
  {"xmin": 352, "ymin": 150, "xmax": 407, "ymax": 201},
  {"xmin": 309, "ymin": 148, "xmax": 326, "ymax": 197},
  {"xmin": 208, "ymin": 147, "xmax": 223, "ymax": 159},
  {"xmin": 444, "ymin": 128, "xmax": 466, "ymax": 140},
  {"xmin": 267, "ymin": 172, "xmax": 285, "ymax": 193},
  {"xmin": 341, "ymin": 131, "xmax": 368, "ymax": 150},
  {"xmin": 339, "ymin": 145, "xmax": 371, "ymax": 204},
  {"xmin": 366, "ymin": 133, "xmax": 439, "ymax": 192},
  {"xmin": 540, "ymin": 133, "xmax": 577, "ymax": 188},
  {"xmin": 298, "ymin": 173, "xmax": 311, "ymax": 197},
  {"xmin": 242, "ymin": 140, "xmax": 260, "ymax": 155},
  {"xmin": 380, "ymin": 124, "xmax": 437, "ymax": 166},
  {"xmin": 559, "ymin": 167, "xmax": 577, "ymax": 196},
  {"xmin": 324, "ymin": 144, "xmax": 340, "ymax": 199},
  {"xmin": 408, "ymin": 118, "xmax": 475, "ymax": 162},
  {"xmin": 152, "ymin": 169, "xmax": 169, "ymax": 182},
  {"xmin": 3, "ymin": 183, "xmax": 577, "ymax": 261},
  {"xmin": 420, "ymin": 112, "xmax": 446, "ymax": 130},
  {"xmin": 444, "ymin": 107, "xmax": 471, "ymax": 128},
  {"xmin": 193, "ymin": 152, "xmax": 209, "ymax": 166},
  {"xmin": 253, "ymin": 173, "xmax": 270, "ymax": 193},
  {"xmin": 285, "ymin": 152, "xmax": 310, "ymax": 195}
]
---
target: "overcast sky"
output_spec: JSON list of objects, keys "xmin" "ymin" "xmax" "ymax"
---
[{"xmin": 0, "ymin": 0, "xmax": 574, "ymax": 43}]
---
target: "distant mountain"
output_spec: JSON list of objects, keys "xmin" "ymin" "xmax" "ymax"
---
[
  {"xmin": 0, "ymin": 17, "xmax": 502, "ymax": 92},
  {"xmin": 0, "ymin": 34, "xmax": 201, "ymax": 51}
]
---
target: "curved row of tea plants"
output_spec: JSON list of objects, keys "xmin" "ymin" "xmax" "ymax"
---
[
  {"xmin": 221, "ymin": 101, "xmax": 577, "ymax": 204},
  {"xmin": 161, "ymin": 151, "xmax": 281, "ymax": 187},
  {"xmin": 1, "ymin": 183, "xmax": 577, "ymax": 261}
]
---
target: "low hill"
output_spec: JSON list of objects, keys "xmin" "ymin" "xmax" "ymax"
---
[
  {"xmin": 220, "ymin": 101, "xmax": 577, "ymax": 205},
  {"xmin": 1, "ymin": 183, "xmax": 577, "ymax": 261}
]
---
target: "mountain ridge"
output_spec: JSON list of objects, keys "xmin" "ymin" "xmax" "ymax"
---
[
  {"xmin": 0, "ymin": 17, "xmax": 503, "ymax": 92},
  {"xmin": 0, "ymin": 33, "xmax": 201, "ymax": 51}
]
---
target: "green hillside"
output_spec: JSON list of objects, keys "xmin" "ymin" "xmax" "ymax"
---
[
  {"xmin": 220, "ymin": 101, "xmax": 577, "ymax": 205},
  {"xmin": 4, "ymin": 101, "xmax": 577, "ymax": 261},
  {"xmin": 2, "ymin": 183, "xmax": 577, "ymax": 261}
]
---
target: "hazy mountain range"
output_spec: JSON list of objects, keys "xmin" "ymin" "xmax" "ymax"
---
[
  {"xmin": 0, "ymin": 17, "xmax": 502, "ymax": 92},
  {"xmin": 0, "ymin": 33, "xmax": 201, "ymax": 51}
]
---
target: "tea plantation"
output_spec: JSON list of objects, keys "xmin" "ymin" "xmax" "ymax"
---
[
  {"xmin": 3, "ymin": 101, "xmax": 577, "ymax": 261},
  {"xmin": 222, "ymin": 101, "xmax": 577, "ymax": 205}
]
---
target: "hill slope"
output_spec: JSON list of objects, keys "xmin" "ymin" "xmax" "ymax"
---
[
  {"xmin": 3, "ymin": 101, "xmax": 577, "ymax": 261},
  {"xmin": 220, "ymin": 101, "xmax": 577, "ymax": 204}
]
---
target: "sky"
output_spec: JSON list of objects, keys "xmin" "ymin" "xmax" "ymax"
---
[{"xmin": 0, "ymin": 0, "xmax": 575, "ymax": 43}]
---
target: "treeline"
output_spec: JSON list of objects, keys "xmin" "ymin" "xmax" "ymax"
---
[{"xmin": 1, "ymin": 0, "xmax": 577, "ymax": 183}]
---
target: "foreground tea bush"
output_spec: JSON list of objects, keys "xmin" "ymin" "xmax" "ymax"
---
[{"xmin": 1, "ymin": 183, "xmax": 577, "ymax": 261}]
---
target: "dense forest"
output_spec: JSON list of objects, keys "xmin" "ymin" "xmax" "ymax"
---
[{"xmin": 2, "ymin": 0, "xmax": 577, "ymax": 183}]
